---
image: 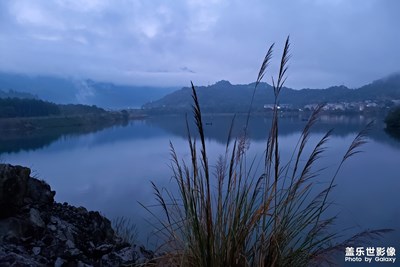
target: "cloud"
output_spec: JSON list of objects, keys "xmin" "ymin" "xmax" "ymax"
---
[
  {"xmin": 55, "ymin": 0, "xmax": 111, "ymax": 12},
  {"xmin": 0, "ymin": 0, "xmax": 399, "ymax": 88},
  {"xmin": 181, "ymin": 67, "xmax": 196, "ymax": 74},
  {"xmin": 10, "ymin": 1, "xmax": 65, "ymax": 30},
  {"xmin": 75, "ymin": 80, "xmax": 96, "ymax": 103}
]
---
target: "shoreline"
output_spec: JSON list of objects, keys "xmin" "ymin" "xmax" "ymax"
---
[
  {"xmin": 0, "ymin": 163, "xmax": 154, "ymax": 266},
  {"xmin": 0, "ymin": 112, "xmax": 146, "ymax": 133}
]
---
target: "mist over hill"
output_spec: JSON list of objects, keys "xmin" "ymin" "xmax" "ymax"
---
[
  {"xmin": 143, "ymin": 73, "xmax": 400, "ymax": 113},
  {"xmin": 2, "ymin": 72, "xmax": 400, "ymax": 112},
  {"xmin": 0, "ymin": 72, "xmax": 178, "ymax": 109},
  {"xmin": 0, "ymin": 89, "xmax": 37, "ymax": 99}
]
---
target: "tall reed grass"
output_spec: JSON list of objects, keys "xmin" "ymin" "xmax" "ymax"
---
[{"xmin": 144, "ymin": 37, "xmax": 392, "ymax": 267}]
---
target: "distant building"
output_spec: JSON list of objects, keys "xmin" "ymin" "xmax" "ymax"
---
[{"xmin": 263, "ymin": 104, "xmax": 292, "ymax": 110}]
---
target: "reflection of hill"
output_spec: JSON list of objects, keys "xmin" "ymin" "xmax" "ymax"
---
[
  {"xmin": 0, "ymin": 119, "xmax": 172, "ymax": 155},
  {"xmin": 146, "ymin": 114, "xmax": 400, "ymax": 149},
  {"xmin": 2, "ymin": 114, "xmax": 399, "ymax": 155},
  {"xmin": 0, "ymin": 121, "xmax": 128, "ymax": 154}
]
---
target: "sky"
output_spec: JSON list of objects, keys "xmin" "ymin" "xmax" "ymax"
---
[{"xmin": 0, "ymin": 0, "xmax": 399, "ymax": 89}]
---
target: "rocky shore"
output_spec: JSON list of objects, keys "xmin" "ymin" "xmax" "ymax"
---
[{"xmin": 0, "ymin": 164, "xmax": 154, "ymax": 266}]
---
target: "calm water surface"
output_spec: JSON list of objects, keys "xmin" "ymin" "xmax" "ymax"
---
[{"xmin": 1, "ymin": 115, "xmax": 399, "ymax": 262}]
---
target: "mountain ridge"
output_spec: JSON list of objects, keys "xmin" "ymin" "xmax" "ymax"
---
[
  {"xmin": 0, "ymin": 72, "xmax": 178, "ymax": 109},
  {"xmin": 1, "ymin": 72, "xmax": 400, "ymax": 112},
  {"xmin": 143, "ymin": 73, "xmax": 400, "ymax": 112}
]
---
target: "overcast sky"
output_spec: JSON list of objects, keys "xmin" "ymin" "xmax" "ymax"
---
[{"xmin": 0, "ymin": 0, "xmax": 399, "ymax": 89}]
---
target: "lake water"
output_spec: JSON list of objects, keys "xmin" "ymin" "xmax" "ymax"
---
[{"xmin": 1, "ymin": 114, "xmax": 399, "ymax": 263}]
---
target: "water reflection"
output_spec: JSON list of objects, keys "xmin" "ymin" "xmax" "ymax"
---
[
  {"xmin": 146, "ymin": 114, "xmax": 400, "ymax": 148},
  {"xmin": 0, "ymin": 120, "xmax": 130, "ymax": 154},
  {"xmin": 1, "ymin": 115, "xmax": 399, "ymax": 259},
  {"xmin": 1, "ymin": 114, "xmax": 399, "ymax": 154}
]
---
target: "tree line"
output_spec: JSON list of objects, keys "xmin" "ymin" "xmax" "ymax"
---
[
  {"xmin": 0, "ymin": 97, "xmax": 107, "ymax": 118},
  {"xmin": 0, "ymin": 98, "xmax": 60, "ymax": 118}
]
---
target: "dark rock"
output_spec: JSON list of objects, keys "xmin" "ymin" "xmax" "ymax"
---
[
  {"xmin": 0, "ymin": 164, "xmax": 30, "ymax": 218},
  {"xmin": 29, "ymin": 208, "xmax": 45, "ymax": 228},
  {"xmin": 66, "ymin": 240, "xmax": 76, "ymax": 249},
  {"xmin": 94, "ymin": 244, "xmax": 114, "ymax": 256},
  {"xmin": 32, "ymin": 246, "xmax": 41, "ymax": 255},
  {"xmin": 0, "ymin": 163, "xmax": 154, "ymax": 266},
  {"xmin": 54, "ymin": 257, "xmax": 65, "ymax": 267}
]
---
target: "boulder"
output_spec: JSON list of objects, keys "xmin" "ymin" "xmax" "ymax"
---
[
  {"xmin": 0, "ymin": 164, "xmax": 55, "ymax": 218},
  {"xmin": 0, "ymin": 163, "xmax": 154, "ymax": 266}
]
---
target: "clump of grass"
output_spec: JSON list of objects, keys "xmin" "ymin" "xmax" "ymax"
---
[
  {"xmin": 112, "ymin": 216, "xmax": 138, "ymax": 245},
  {"xmin": 145, "ymin": 37, "xmax": 392, "ymax": 267}
]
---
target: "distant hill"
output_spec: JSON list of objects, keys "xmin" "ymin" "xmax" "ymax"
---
[
  {"xmin": 2, "ymin": 72, "xmax": 400, "ymax": 112},
  {"xmin": 143, "ymin": 74, "xmax": 400, "ymax": 112},
  {"xmin": 0, "ymin": 98, "xmax": 60, "ymax": 118},
  {"xmin": 0, "ymin": 73, "xmax": 178, "ymax": 109},
  {"xmin": 0, "ymin": 89, "xmax": 37, "ymax": 99},
  {"xmin": 0, "ymin": 97, "xmax": 108, "ymax": 119}
]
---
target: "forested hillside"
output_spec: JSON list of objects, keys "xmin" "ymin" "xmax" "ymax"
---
[
  {"xmin": 0, "ymin": 98, "xmax": 60, "ymax": 118},
  {"xmin": 143, "ymin": 73, "xmax": 400, "ymax": 113}
]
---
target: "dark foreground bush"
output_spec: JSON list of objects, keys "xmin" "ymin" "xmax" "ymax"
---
[{"xmin": 385, "ymin": 107, "xmax": 400, "ymax": 130}]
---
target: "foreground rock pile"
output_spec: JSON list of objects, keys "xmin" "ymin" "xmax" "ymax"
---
[{"xmin": 0, "ymin": 164, "xmax": 154, "ymax": 266}]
